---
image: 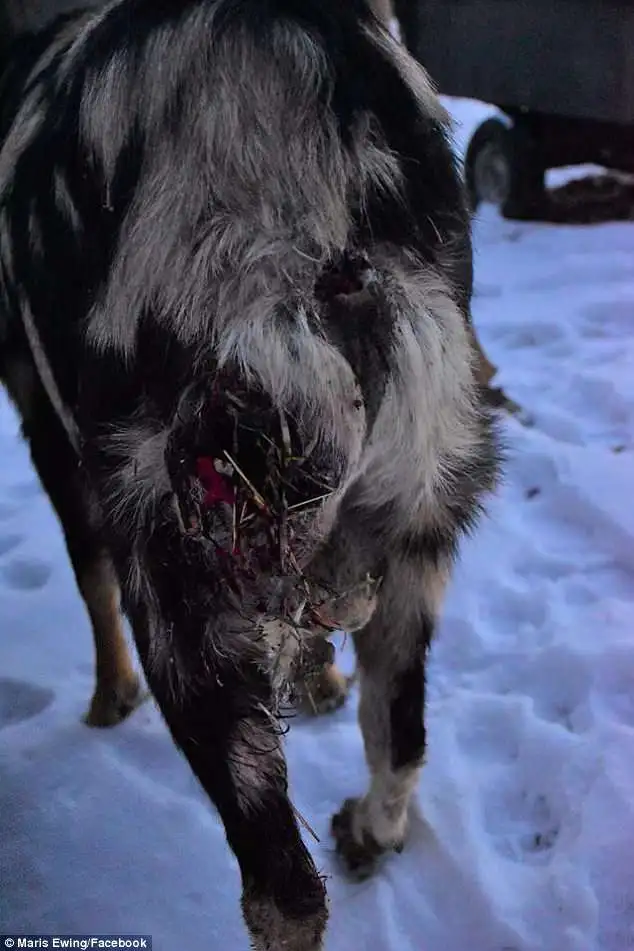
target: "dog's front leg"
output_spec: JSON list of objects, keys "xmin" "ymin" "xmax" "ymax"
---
[
  {"xmin": 127, "ymin": 562, "xmax": 327, "ymax": 950},
  {"xmin": 88, "ymin": 429, "xmax": 327, "ymax": 951},
  {"xmin": 331, "ymin": 550, "xmax": 448, "ymax": 879},
  {"xmin": 142, "ymin": 627, "xmax": 328, "ymax": 951}
]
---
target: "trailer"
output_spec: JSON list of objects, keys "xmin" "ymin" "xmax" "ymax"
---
[{"xmin": 394, "ymin": 0, "xmax": 634, "ymax": 218}]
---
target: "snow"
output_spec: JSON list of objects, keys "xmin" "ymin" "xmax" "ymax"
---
[{"xmin": 2, "ymin": 95, "xmax": 634, "ymax": 951}]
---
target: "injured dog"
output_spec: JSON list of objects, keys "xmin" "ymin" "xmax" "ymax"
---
[{"xmin": 0, "ymin": 1, "xmax": 501, "ymax": 948}]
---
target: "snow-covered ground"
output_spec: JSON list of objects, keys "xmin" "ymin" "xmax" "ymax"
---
[{"xmin": 2, "ymin": 97, "xmax": 634, "ymax": 951}]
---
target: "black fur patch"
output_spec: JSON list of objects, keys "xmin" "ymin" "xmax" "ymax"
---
[{"xmin": 389, "ymin": 631, "xmax": 430, "ymax": 772}]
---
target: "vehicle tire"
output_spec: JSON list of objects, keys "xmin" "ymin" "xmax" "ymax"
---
[{"xmin": 464, "ymin": 116, "xmax": 546, "ymax": 220}]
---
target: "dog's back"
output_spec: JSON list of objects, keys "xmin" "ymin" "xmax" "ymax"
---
[{"xmin": 0, "ymin": 0, "xmax": 468, "ymax": 343}]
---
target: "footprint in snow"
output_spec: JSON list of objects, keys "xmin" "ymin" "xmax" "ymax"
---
[
  {"xmin": 580, "ymin": 299, "xmax": 634, "ymax": 340},
  {"xmin": 483, "ymin": 783, "xmax": 560, "ymax": 866},
  {"xmin": 5, "ymin": 478, "xmax": 43, "ymax": 501},
  {"xmin": 493, "ymin": 646, "xmax": 594, "ymax": 736},
  {"xmin": 593, "ymin": 649, "xmax": 634, "ymax": 730},
  {"xmin": 0, "ymin": 677, "xmax": 54, "ymax": 729},
  {"xmin": 473, "ymin": 282, "xmax": 502, "ymax": 299},
  {"xmin": 0, "ymin": 534, "xmax": 23, "ymax": 558},
  {"xmin": 1, "ymin": 557, "xmax": 52, "ymax": 591},
  {"xmin": 487, "ymin": 320, "xmax": 565, "ymax": 350},
  {"xmin": 0, "ymin": 501, "xmax": 19, "ymax": 521},
  {"xmin": 567, "ymin": 374, "xmax": 631, "ymax": 429},
  {"xmin": 454, "ymin": 694, "xmax": 524, "ymax": 765},
  {"xmin": 478, "ymin": 582, "xmax": 549, "ymax": 640},
  {"xmin": 512, "ymin": 551, "xmax": 574, "ymax": 581}
]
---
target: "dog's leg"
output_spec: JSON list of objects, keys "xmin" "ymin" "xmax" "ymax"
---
[
  {"xmin": 78, "ymin": 551, "xmax": 145, "ymax": 726},
  {"xmin": 23, "ymin": 408, "xmax": 141, "ymax": 726},
  {"xmin": 123, "ymin": 595, "xmax": 328, "ymax": 951},
  {"xmin": 331, "ymin": 552, "xmax": 448, "ymax": 877},
  {"xmin": 464, "ymin": 314, "xmax": 523, "ymax": 416},
  {"xmin": 158, "ymin": 666, "xmax": 328, "ymax": 951}
]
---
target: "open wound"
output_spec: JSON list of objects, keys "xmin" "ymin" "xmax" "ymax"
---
[{"xmin": 164, "ymin": 371, "xmax": 344, "ymax": 633}]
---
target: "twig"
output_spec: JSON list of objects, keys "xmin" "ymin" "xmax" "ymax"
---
[
  {"xmin": 231, "ymin": 496, "xmax": 238, "ymax": 552},
  {"xmin": 278, "ymin": 409, "xmax": 292, "ymax": 462},
  {"xmin": 222, "ymin": 450, "xmax": 269, "ymax": 512},
  {"xmin": 287, "ymin": 494, "xmax": 331, "ymax": 513},
  {"xmin": 292, "ymin": 804, "xmax": 321, "ymax": 843}
]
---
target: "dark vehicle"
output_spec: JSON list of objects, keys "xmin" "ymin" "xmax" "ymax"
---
[{"xmin": 394, "ymin": 0, "xmax": 634, "ymax": 218}]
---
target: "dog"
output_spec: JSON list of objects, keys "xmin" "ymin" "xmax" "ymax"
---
[{"xmin": 0, "ymin": 2, "xmax": 501, "ymax": 948}]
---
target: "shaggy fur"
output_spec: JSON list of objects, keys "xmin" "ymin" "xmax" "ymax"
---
[{"xmin": 0, "ymin": 2, "xmax": 501, "ymax": 948}]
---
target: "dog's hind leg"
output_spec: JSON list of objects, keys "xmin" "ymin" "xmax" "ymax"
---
[
  {"xmin": 331, "ymin": 551, "xmax": 448, "ymax": 877},
  {"xmin": 77, "ymin": 551, "xmax": 144, "ymax": 727},
  {"xmin": 19, "ymin": 393, "xmax": 142, "ymax": 726}
]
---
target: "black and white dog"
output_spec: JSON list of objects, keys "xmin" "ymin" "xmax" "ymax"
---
[{"xmin": 0, "ymin": 2, "xmax": 500, "ymax": 948}]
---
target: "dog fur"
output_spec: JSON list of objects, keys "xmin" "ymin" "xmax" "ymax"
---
[{"xmin": 0, "ymin": 2, "xmax": 501, "ymax": 948}]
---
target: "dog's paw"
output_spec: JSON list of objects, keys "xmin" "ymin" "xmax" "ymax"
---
[
  {"xmin": 331, "ymin": 797, "xmax": 403, "ymax": 880},
  {"xmin": 296, "ymin": 663, "xmax": 351, "ymax": 716},
  {"xmin": 242, "ymin": 875, "xmax": 327, "ymax": 951},
  {"xmin": 84, "ymin": 674, "xmax": 148, "ymax": 727}
]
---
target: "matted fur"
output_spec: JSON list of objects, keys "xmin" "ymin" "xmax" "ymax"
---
[{"xmin": 0, "ymin": 2, "xmax": 501, "ymax": 949}]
